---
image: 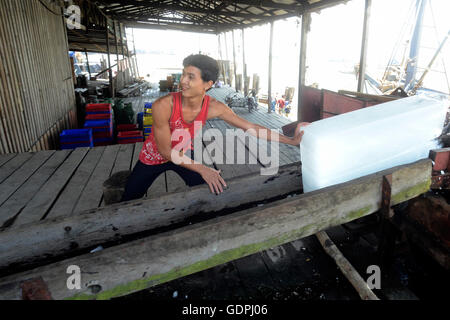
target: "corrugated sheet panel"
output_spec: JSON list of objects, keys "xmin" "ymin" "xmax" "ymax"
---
[{"xmin": 0, "ymin": 0, "xmax": 76, "ymax": 154}]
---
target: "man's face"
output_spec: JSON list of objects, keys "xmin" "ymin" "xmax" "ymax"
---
[{"xmin": 180, "ymin": 65, "xmax": 211, "ymax": 98}]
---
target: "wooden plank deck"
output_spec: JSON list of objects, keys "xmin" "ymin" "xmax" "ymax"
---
[
  {"xmin": 0, "ymin": 89, "xmax": 436, "ymax": 300},
  {"xmin": 0, "ymin": 89, "xmax": 299, "ymax": 236}
]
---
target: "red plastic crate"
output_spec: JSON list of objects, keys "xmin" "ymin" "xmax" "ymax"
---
[
  {"xmin": 93, "ymin": 132, "xmax": 113, "ymax": 139},
  {"xmin": 117, "ymin": 130, "xmax": 143, "ymax": 138},
  {"xmin": 86, "ymin": 103, "xmax": 112, "ymax": 112},
  {"xmin": 117, "ymin": 124, "xmax": 139, "ymax": 132},
  {"xmin": 86, "ymin": 114, "xmax": 112, "ymax": 120}
]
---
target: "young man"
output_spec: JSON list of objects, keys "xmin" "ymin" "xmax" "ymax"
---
[{"xmin": 121, "ymin": 54, "xmax": 308, "ymax": 201}]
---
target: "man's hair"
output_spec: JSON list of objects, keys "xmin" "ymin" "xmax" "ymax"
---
[{"xmin": 183, "ymin": 54, "xmax": 219, "ymax": 83}]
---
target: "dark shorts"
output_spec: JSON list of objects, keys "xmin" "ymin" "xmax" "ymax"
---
[{"xmin": 121, "ymin": 152, "xmax": 205, "ymax": 202}]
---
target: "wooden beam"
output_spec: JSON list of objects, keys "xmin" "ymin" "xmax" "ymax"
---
[
  {"xmin": 105, "ymin": 18, "xmax": 113, "ymax": 97},
  {"xmin": 0, "ymin": 162, "xmax": 302, "ymax": 270},
  {"xmin": 122, "ymin": 21, "xmax": 217, "ymax": 34},
  {"xmin": 297, "ymin": 12, "xmax": 310, "ymax": 121},
  {"xmin": 316, "ymin": 231, "xmax": 379, "ymax": 300},
  {"xmin": 232, "ymin": 29, "xmax": 238, "ymax": 91},
  {"xmin": 218, "ymin": 33, "xmax": 227, "ymax": 84},
  {"xmin": 0, "ymin": 159, "xmax": 432, "ymax": 299},
  {"xmin": 357, "ymin": 0, "xmax": 371, "ymax": 93},
  {"xmin": 268, "ymin": 21, "xmax": 274, "ymax": 113},
  {"xmin": 242, "ymin": 28, "xmax": 248, "ymax": 96}
]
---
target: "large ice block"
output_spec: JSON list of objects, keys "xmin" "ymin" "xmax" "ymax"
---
[{"xmin": 300, "ymin": 95, "xmax": 449, "ymax": 193}]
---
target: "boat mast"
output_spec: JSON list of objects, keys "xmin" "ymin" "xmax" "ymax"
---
[{"xmin": 404, "ymin": 0, "xmax": 427, "ymax": 92}]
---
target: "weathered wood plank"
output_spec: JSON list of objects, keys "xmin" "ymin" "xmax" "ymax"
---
[
  {"xmin": 0, "ymin": 162, "xmax": 302, "ymax": 269},
  {"xmin": 0, "ymin": 150, "xmax": 55, "ymax": 206},
  {"xmin": 131, "ymin": 142, "xmax": 142, "ymax": 169},
  {"xmin": 72, "ymin": 145, "xmax": 121, "ymax": 213},
  {"xmin": 47, "ymin": 147, "xmax": 106, "ymax": 218},
  {"xmin": 145, "ymin": 172, "xmax": 168, "ymax": 197},
  {"xmin": 100, "ymin": 144, "xmax": 135, "ymax": 206},
  {"xmin": 227, "ymin": 109, "xmax": 295, "ymax": 165},
  {"xmin": 233, "ymin": 252, "xmax": 278, "ymax": 299},
  {"xmin": 0, "ymin": 159, "xmax": 432, "ymax": 300},
  {"xmin": 244, "ymin": 111, "xmax": 300, "ymax": 164},
  {"xmin": 0, "ymin": 153, "xmax": 16, "ymax": 167},
  {"xmin": 12, "ymin": 148, "xmax": 89, "ymax": 227},
  {"xmin": 165, "ymin": 170, "xmax": 189, "ymax": 193},
  {"xmin": 0, "ymin": 152, "xmax": 33, "ymax": 184},
  {"xmin": 111, "ymin": 144, "xmax": 135, "ymax": 174},
  {"xmin": 0, "ymin": 150, "xmax": 71, "ymax": 228},
  {"xmin": 204, "ymin": 120, "xmax": 263, "ymax": 179}
]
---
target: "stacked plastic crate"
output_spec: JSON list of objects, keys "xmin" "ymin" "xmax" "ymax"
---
[
  {"xmin": 84, "ymin": 103, "xmax": 113, "ymax": 146},
  {"xmin": 143, "ymin": 102, "xmax": 153, "ymax": 140},
  {"xmin": 117, "ymin": 124, "xmax": 143, "ymax": 144},
  {"xmin": 60, "ymin": 129, "xmax": 93, "ymax": 149}
]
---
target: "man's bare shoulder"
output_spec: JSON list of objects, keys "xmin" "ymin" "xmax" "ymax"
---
[
  {"xmin": 152, "ymin": 94, "xmax": 173, "ymax": 115},
  {"xmin": 208, "ymin": 97, "xmax": 231, "ymax": 119}
]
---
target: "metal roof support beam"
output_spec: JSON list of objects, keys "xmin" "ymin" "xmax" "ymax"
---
[
  {"xmin": 297, "ymin": 12, "xmax": 310, "ymax": 121},
  {"xmin": 268, "ymin": 21, "xmax": 274, "ymax": 113},
  {"xmin": 357, "ymin": 0, "xmax": 371, "ymax": 93}
]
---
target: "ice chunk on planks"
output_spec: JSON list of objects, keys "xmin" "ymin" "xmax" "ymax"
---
[{"xmin": 300, "ymin": 95, "xmax": 449, "ymax": 193}]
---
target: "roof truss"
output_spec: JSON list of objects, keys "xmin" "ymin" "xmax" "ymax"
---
[{"xmin": 95, "ymin": 0, "xmax": 350, "ymax": 33}]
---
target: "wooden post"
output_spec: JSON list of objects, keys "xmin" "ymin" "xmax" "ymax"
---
[
  {"xmin": 232, "ymin": 29, "xmax": 238, "ymax": 92},
  {"xmin": 113, "ymin": 21, "xmax": 120, "ymax": 90},
  {"xmin": 218, "ymin": 33, "xmax": 226, "ymax": 85},
  {"xmin": 119, "ymin": 23, "xmax": 125, "ymax": 57},
  {"xmin": 297, "ymin": 13, "xmax": 310, "ymax": 121},
  {"xmin": 105, "ymin": 17, "xmax": 113, "ymax": 98},
  {"xmin": 223, "ymin": 32, "xmax": 231, "ymax": 86},
  {"xmin": 268, "ymin": 21, "xmax": 274, "ymax": 113},
  {"xmin": 242, "ymin": 28, "xmax": 248, "ymax": 96},
  {"xmin": 131, "ymin": 27, "xmax": 139, "ymax": 78},
  {"xmin": 85, "ymin": 51, "xmax": 91, "ymax": 80},
  {"xmin": 357, "ymin": 0, "xmax": 371, "ymax": 93}
]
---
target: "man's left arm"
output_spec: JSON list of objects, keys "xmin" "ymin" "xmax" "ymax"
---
[{"xmin": 208, "ymin": 99, "xmax": 309, "ymax": 146}]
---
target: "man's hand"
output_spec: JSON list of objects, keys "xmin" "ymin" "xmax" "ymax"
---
[
  {"xmin": 199, "ymin": 166, "xmax": 227, "ymax": 194},
  {"xmin": 292, "ymin": 122, "xmax": 310, "ymax": 145}
]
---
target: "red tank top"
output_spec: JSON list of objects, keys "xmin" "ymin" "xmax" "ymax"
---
[{"xmin": 139, "ymin": 92, "xmax": 211, "ymax": 165}]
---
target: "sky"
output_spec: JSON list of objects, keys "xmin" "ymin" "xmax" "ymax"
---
[{"xmin": 127, "ymin": 0, "xmax": 450, "ymax": 120}]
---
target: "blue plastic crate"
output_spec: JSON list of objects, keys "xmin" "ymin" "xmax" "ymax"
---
[
  {"xmin": 94, "ymin": 137, "xmax": 113, "ymax": 143},
  {"xmin": 137, "ymin": 112, "xmax": 144, "ymax": 130},
  {"xmin": 84, "ymin": 119, "xmax": 111, "ymax": 128},
  {"xmin": 61, "ymin": 142, "xmax": 93, "ymax": 149},
  {"xmin": 60, "ymin": 129, "xmax": 93, "ymax": 143}
]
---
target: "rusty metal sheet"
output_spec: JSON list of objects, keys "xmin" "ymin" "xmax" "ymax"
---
[
  {"xmin": 429, "ymin": 148, "xmax": 450, "ymax": 171},
  {"xmin": 21, "ymin": 277, "xmax": 53, "ymax": 300},
  {"xmin": 321, "ymin": 89, "xmax": 366, "ymax": 118}
]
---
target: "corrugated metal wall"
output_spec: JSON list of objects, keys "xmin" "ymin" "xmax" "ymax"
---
[{"xmin": 0, "ymin": 0, "xmax": 76, "ymax": 154}]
